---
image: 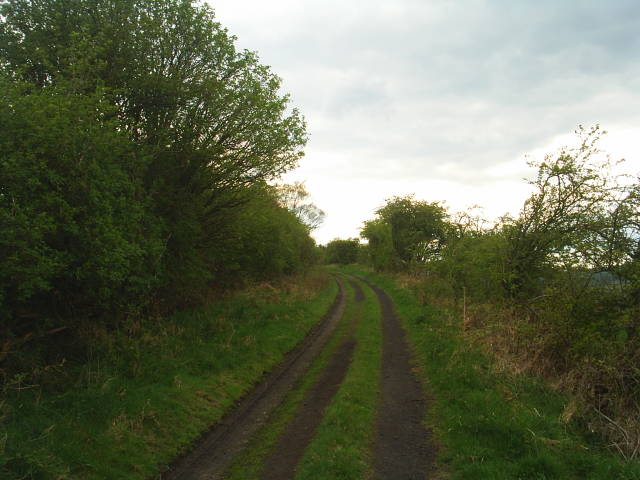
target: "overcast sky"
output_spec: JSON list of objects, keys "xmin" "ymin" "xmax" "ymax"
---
[{"xmin": 211, "ymin": 0, "xmax": 640, "ymax": 244}]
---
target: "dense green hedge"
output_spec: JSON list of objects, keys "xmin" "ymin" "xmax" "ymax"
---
[{"xmin": 0, "ymin": 0, "xmax": 318, "ymax": 376}]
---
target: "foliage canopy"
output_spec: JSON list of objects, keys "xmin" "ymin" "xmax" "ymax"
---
[{"xmin": 0, "ymin": 0, "xmax": 317, "ymax": 359}]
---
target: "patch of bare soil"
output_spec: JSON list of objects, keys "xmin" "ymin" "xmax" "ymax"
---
[
  {"xmin": 364, "ymin": 278, "xmax": 436, "ymax": 480},
  {"xmin": 161, "ymin": 277, "xmax": 346, "ymax": 480}
]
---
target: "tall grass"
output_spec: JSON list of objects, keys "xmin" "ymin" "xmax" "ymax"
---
[
  {"xmin": 347, "ymin": 266, "xmax": 640, "ymax": 479},
  {"xmin": 1, "ymin": 271, "xmax": 336, "ymax": 479}
]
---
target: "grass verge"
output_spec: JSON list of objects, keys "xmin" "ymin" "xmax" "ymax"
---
[
  {"xmin": 344, "ymin": 265, "xmax": 640, "ymax": 480},
  {"xmin": 1, "ymin": 270, "xmax": 336, "ymax": 479}
]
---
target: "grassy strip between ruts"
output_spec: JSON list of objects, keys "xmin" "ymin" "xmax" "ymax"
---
[
  {"xmin": 343, "ymin": 266, "xmax": 640, "ymax": 480},
  {"xmin": 1, "ymin": 271, "xmax": 336, "ymax": 480},
  {"xmin": 293, "ymin": 274, "xmax": 381, "ymax": 480},
  {"xmin": 223, "ymin": 274, "xmax": 356, "ymax": 479}
]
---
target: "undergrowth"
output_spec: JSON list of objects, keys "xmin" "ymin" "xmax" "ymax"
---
[
  {"xmin": 347, "ymin": 266, "xmax": 640, "ymax": 479},
  {"xmin": 1, "ymin": 270, "xmax": 336, "ymax": 479},
  {"xmin": 404, "ymin": 272, "xmax": 640, "ymax": 463}
]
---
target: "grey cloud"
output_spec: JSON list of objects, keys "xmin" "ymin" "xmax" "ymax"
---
[{"xmin": 216, "ymin": 0, "xmax": 640, "ymax": 187}]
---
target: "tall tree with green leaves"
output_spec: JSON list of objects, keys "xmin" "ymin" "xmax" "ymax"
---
[
  {"xmin": 365, "ymin": 195, "xmax": 447, "ymax": 268},
  {"xmin": 0, "ymin": 0, "xmax": 310, "ymax": 340},
  {"xmin": 0, "ymin": 0, "xmax": 307, "ymax": 299}
]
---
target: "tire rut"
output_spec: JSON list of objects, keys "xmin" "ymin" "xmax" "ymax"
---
[
  {"xmin": 260, "ymin": 276, "xmax": 362, "ymax": 479},
  {"xmin": 162, "ymin": 277, "xmax": 346, "ymax": 480},
  {"xmin": 260, "ymin": 336, "xmax": 357, "ymax": 479},
  {"xmin": 361, "ymin": 277, "xmax": 436, "ymax": 480}
]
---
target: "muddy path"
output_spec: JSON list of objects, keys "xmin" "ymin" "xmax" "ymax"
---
[
  {"xmin": 260, "ymin": 335, "xmax": 357, "ymax": 479},
  {"xmin": 361, "ymin": 277, "xmax": 436, "ymax": 479},
  {"xmin": 260, "ymin": 278, "xmax": 362, "ymax": 479},
  {"xmin": 164, "ymin": 274, "xmax": 435, "ymax": 479},
  {"xmin": 349, "ymin": 278, "xmax": 365, "ymax": 302},
  {"xmin": 162, "ymin": 277, "xmax": 346, "ymax": 480}
]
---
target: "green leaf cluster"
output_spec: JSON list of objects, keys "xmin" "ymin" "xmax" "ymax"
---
[
  {"xmin": 0, "ymin": 0, "xmax": 316, "ymax": 369},
  {"xmin": 361, "ymin": 195, "xmax": 448, "ymax": 270},
  {"xmin": 325, "ymin": 238, "xmax": 361, "ymax": 265}
]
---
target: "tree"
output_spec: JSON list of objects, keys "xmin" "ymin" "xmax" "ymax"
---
[
  {"xmin": 0, "ymin": 0, "xmax": 307, "ymax": 299},
  {"xmin": 1, "ymin": 0, "xmax": 306, "ymax": 181},
  {"xmin": 361, "ymin": 218, "xmax": 396, "ymax": 271},
  {"xmin": 209, "ymin": 183, "xmax": 318, "ymax": 282},
  {"xmin": 448, "ymin": 206, "xmax": 488, "ymax": 240},
  {"xmin": 0, "ymin": 79, "xmax": 164, "ymax": 331},
  {"xmin": 500, "ymin": 125, "xmax": 626, "ymax": 299},
  {"xmin": 325, "ymin": 239, "xmax": 360, "ymax": 265},
  {"xmin": 368, "ymin": 195, "xmax": 448, "ymax": 267},
  {"xmin": 0, "ymin": 0, "xmax": 311, "ymax": 331},
  {"xmin": 277, "ymin": 181, "xmax": 325, "ymax": 230}
]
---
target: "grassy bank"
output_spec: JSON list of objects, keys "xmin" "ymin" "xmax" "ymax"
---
[
  {"xmin": 345, "ymin": 266, "xmax": 640, "ymax": 480},
  {"xmin": 1, "ymin": 270, "xmax": 336, "ymax": 479}
]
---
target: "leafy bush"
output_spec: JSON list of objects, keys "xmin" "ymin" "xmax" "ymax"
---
[
  {"xmin": 0, "ymin": 83, "xmax": 163, "ymax": 327},
  {"xmin": 325, "ymin": 238, "xmax": 360, "ymax": 264},
  {"xmin": 358, "ymin": 126, "xmax": 640, "ymax": 458},
  {"xmin": 0, "ymin": 0, "xmax": 318, "ymax": 380}
]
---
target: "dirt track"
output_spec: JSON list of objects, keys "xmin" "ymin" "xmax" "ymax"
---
[
  {"xmin": 358, "ymin": 276, "xmax": 436, "ymax": 479},
  {"xmin": 260, "ymin": 278, "xmax": 362, "ymax": 478},
  {"xmin": 260, "ymin": 335, "xmax": 357, "ymax": 478},
  {"xmin": 163, "ymin": 274, "xmax": 435, "ymax": 479},
  {"xmin": 162, "ymin": 277, "xmax": 346, "ymax": 479}
]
